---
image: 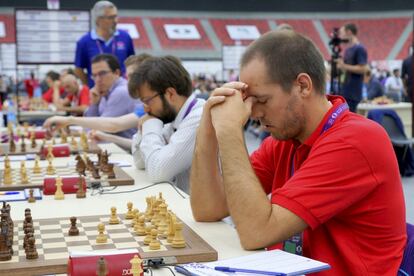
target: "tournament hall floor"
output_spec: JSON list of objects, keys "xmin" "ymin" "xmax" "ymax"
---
[{"xmin": 244, "ymin": 131, "xmax": 414, "ymax": 224}]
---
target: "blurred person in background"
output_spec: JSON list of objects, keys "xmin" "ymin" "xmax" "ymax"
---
[
  {"xmin": 385, "ymin": 68, "xmax": 404, "ymax": 102},
  {"xmin": 75, "ymin": 0, "xmax": 135, "ymax": 88},
  {"xmin": 336, "ymin": 23, "xmax": 368, "ymax": 112}
]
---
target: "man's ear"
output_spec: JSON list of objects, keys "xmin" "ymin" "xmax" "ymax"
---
[
  {"xmin": 296, "ymin": 73, "xmax": 313, "ymax": 98},
  {"xmin": 164, "ymin": 87, "xmax": 177, "ymax": 101}
]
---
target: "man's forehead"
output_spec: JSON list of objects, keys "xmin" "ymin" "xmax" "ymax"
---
[{"xmin": 92, "ymin": 61, "xmax": 109, "ymax": 71}]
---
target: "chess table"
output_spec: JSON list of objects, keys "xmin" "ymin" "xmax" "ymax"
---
[
  {"xmin": 0, "ymin": 213, "xmax": 217, "ymax": 276},
  {"xmin": 0, "ymin": 165, "xmax": 134, "ymax": 191}
]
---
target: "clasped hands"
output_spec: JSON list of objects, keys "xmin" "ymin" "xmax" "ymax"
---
[{"xmin": 205, "ymin": 81, "xmax": 254, "ymax": 136}]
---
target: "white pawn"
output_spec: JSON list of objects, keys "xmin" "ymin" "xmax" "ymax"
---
[{"xmin": 54, "ymin": 177, "xmax": 64, "ymax": 200}]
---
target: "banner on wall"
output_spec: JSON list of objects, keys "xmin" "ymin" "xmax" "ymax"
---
[
  {"xmin": 226, "ymin": 25, "xmax": 260, "ymax": 40},
  {"xmin": 164, "ymin": 24, "xmax": 201, "ymax": 40}
]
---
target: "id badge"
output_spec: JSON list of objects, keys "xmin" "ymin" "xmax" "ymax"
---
[{"xmin": 283, "ymin": 233, "xmax": 303, "ymax": 255}]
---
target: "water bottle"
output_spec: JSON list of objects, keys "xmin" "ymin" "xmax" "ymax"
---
[
  {"xmin": 6, "ymin": 100, "xmax": 17, "ymax": 127},
  {"xmin": 34, "ymin": 86, "xmax": 42, "ymax": 98},
  {"xmin": 362, "ymin": 84, "xmax": 368, "ymax": 102}
]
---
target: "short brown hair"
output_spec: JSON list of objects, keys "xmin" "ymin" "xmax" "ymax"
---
[
  {"xmin": 241, "ymin": 30, "xmax": 326, "ymax": 95},
  {"xmin": 128, "ymin": 56, "xmax": 192, "ymax": 99},
  {"xmin": 124, "ymin": 53, "xmax": 152, "ymax": 67},
  {"xmin": 344, "ymin": 23, "xmax": 358, "ymax": 36}
]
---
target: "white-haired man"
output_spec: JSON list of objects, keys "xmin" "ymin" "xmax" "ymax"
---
[{"xmin": 74, "ymin": 0, "xmax": 135, "ymax": 87}]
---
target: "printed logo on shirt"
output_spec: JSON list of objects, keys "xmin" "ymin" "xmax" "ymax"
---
[{"xmin": 116, "ymin": 41, "xmax": 126, "ymax": 50}]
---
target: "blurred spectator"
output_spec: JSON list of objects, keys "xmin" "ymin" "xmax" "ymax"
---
[
  {"xmin": 42, "ymin": 71, "xmax": 65, "ymax": 103},
  {"xmin": 74, "ymin": 1, "xmax": 135, "ymax": 87},
  {"xmin": 337, "ymin": 23, "xmax": 368, "ymax": 112},
  {"xmin": 385, "ymin": 68, "xmax": 404, "ymax": 102},
  {"xmin": 54, "ymin": 74, "xmax": 90, "ymax": 115},
  {"xmin": 364, "ymin": 70, "xmax": 384, "ymax": 100},
  {"xmin": 402, "ymin": 54, "xmax": 413, "ymax": 102},
  {"xmin": 24, "ymin": 71, "xmax": 39, "ymax": 98}
]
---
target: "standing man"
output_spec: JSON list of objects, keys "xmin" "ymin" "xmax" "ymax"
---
[
  {"xmin": 401, "ymin": 53, "xmax": 413, "ymax": 102},
  {"xmin": 75, "ymin": 0, "xmax": 135, "ymax": 88},
  {"xmin": 385, "ymin": 68, "xmax": 404, "ymax": 102},
  {"xmin": 337, "ymin": 23, "xmax": 368, "ymax": 112},
  {"xmin": 190, "ymin": 30, "xmax": 405, "ymax": 275}
]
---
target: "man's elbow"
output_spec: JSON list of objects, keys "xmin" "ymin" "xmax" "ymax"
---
[{"xmin": 191, "ymin": 208, "xmax": 224, "ymax": 222}]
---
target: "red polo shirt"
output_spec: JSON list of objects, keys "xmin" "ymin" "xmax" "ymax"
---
[
  {"xmin": 250, "ymin": 96, "xmax": 406, "ymax": 275},
  {"xmin": 66, "ymin": 85, "xmax": 90, "ymax": 107}
]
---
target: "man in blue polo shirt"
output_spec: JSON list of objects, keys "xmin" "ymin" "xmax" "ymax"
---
[
  {"xmin": 75, "ymin": 0, "xmax": 135, "ymax": 88},
  {"xmin": 336, "ymin": 23, "xmax": 369, "ymax": 112}
]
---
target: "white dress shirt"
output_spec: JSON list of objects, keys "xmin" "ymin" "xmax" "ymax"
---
[{"xmin": 131, "ymin": 94, "xmax": 205, "ymax": 192}]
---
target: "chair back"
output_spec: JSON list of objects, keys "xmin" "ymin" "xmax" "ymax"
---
[
  {"xmin": 382, "ymin": 115, "xmax": 407, "ymax": 140},
  {"xmin": 399, "ymin": 223, "xmax": 414, "ymax": 275}
]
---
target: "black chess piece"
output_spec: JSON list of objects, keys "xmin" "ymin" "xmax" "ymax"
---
[{"xmin": 68, "ymin": 217, "xmax": 79, "ymax": 236}]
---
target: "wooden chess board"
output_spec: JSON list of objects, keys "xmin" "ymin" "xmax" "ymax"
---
[
  {"xmin": 0, "ymin": 165, "xmax": 134, "ymax": 191},
  {"xmin": 0, "ymin": 214, "xmax": 217, "ymax": 276},
  {"xmin": 1, "ymin": 140, "xmax": 101, "ymax": 156}
]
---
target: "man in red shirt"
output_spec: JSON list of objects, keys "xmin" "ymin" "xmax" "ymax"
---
[
  {"xmin": 190, "ymin": 30, "xmax": 406, "ymax": 275},
  {"xmin": 54, "ymin": 74, "xmax": 90, "ymax": 115},
  {"xmin": 42, "ymin": 71, "xmax": 65, "ymax": 103}
]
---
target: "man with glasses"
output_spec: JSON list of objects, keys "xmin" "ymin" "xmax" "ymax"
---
[
  {"xmin": 128, "ymin": 56, "xmax": 205, "ymax": 193},
  {"xmin": 75, "ymin": 0, "xmax": 135, "ymax": 88},
  {"xmin": 44, "ymin": 54, "xmax": 149, "ymax": 147}
]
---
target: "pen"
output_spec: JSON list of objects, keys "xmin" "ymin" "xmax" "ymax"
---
[
  {"xmin": 214, "ymin": 266, "xmax": 286, "ymax": 276},
  {"xmin": 0, "ymin": 192, "xmax": 20, "ymax": 195}
]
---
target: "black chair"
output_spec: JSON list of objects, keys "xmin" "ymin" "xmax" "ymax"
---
[{"xmin": 381, "ymin": 114, "xmax": 414, "ymax": 162}]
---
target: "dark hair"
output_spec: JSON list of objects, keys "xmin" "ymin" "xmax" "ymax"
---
[
  {"xmin": 91, "ymin": 54, "xmax": 121, "ymax": 72},
  {"xmin": 124, "ymin": 53, "xmax": 152, "ymax": 67},
  {"xmin": 241, "ymin": 30, "xmax": 326, "ymax": 94},
  {"xmin": 344, "ymin": 23, "xmax": 358, "ymax": 36},
  {"xmin": 365, "ymin": 70, "xmax": 372, "ymax": 77},
  {"xmin": 46, "ymin": 71, "xmax": 60, "ymax": 81},
  {"xmin": 128, "ymin": 56, "xmax": 192, "ymax": 99}
]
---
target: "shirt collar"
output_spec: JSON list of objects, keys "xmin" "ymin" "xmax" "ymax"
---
[
  {"xmin": 91, "ymin": 29, "xmax": 120, "ymax": 44},
  {"xmin": 171, "ymin": 94, "xmax": 196, "ymax": 130},
  {"xmin": 301, "ymin": 95, "xmax": 347, "ymax": 147},
  {"xmin": 105, "ymin": 77, "xmax": 124, "ymax": 99}
]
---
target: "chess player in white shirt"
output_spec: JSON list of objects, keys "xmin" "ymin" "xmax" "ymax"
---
[{"xmin": 128, "ymin": 56, "xmax": 205, "ymax": 193}]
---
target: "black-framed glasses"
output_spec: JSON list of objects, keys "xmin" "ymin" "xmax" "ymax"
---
[
  {"xmin": 141, "ymin": 93, "xmax": 160, "ymax": 105},
  {"xmin": 91, "ymin": 70, "xmax": 111, "ymax": 80},
  {"xmin": 100, "ymin": 15, "xmax": 117, "ymax": 20}
]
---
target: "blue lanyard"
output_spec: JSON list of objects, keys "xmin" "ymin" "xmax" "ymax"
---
[
  {"xmin": 182, "ymin": 98, "xmax": 197, "ymax": 120},
  {"xmin": 290, "ymin": 103, "xmax": 348, "ymax": 176}
]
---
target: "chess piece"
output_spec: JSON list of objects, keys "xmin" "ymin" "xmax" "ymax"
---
[
  {"xmin": 109, "ymin": 207, "xmax": 119, "ymax": 224},
  {"xmin": 126, "ymin": 202, "xmax": 134, "ymax": 219},
  {"xmin": 47, "ymin": 144, "xmax": 54, "ymax": 161},
  {"xmin": 149, "ymin": 228, "xmax": 161, "ymax": 250},
  {"xmin": 20, "ymin": 135, "xmax": 26, "ymax": 153},
  {"xmin": 96, "ymin": 256, "xmax": 108, "ymax": 276},
  {"xmin": 46, "ymin": 159, "xmax": 55, "ymax": 175},
  {"xmin": 167, "ymin": 213, "xmax": 176, "ymax": 243},
  {"xmin": 96, "ymin": 223, "xmax": 107, "ymax": 243},
  {"xmin": 30, "ymin": 131, "xmax": 37, "ymax": 148},
  {"xmin": 135, "ymin": 216, "xmax": 146, "ymax": 236},
  {"xmin": 27, "ymin": 189, "xmax": 36, "ymax": 203},
  {"xmin": 143, "ymin": 225, "xmax": 153, "ymax": 245},
  {"xmin": 171, "ymin": 221, "xmax": 186, "ymax": 248},
  {"xmin": 76, "ymin": 176, "xmax": 86, "ymax": 198},
  {"xmin": 52, "ymin": 137, "xmax": 56, "ymax": 145},
  {"xmin": 68, "ymin": 217, "xmax": 79, "ymax": 236},
  {"xmin": 25, "ymin": 236, "xmax": 38, "ymax": 259},
  {"xmin": 75, "ymin": 154, "xmax": 86, "ymax": 174},
  {"xmin": 106, "ymin": 164, "xmax": 115, "ymax": 179},
  {"xmin": 60, "ymin": 129, "xmax": 67, "ymax": 144},
  {"xmin": 130, "ymin": 255, "xmax": 143, "ymax": 276},
  {"xmin": 3, "ymin": 167, "xmax": 12, "ymax": 185},
  {"xmin": 21, "ymin": 169, "xmax": 29, "ymax": 184},
  {"xmin": 54, "ymin": 177, "xmax": 64, "ymax": 200},
  {"xmin": 0, "ymin": 220, "xmax": 11, "ymax": 261},
  {"xmin": 71, "ymin": 135, "xmax": 78, "ymax": 150},
  {"xmin": 91, "ymin": 166, "xmax": 100, "ymax": 179},
  {"xmin": 33, "ymin": 156, "xmax": 42, "ymax": 174},
  {"xmin": 9, "ymin": 135, "xmax": 16, "ymax": 153},
  {"xmin": 23, "ymin": 225, "xmax": 34, "ymax": 250},
  {"xmin": 157, "ymin": 203, "xmax": 168, "ymax": 238}
]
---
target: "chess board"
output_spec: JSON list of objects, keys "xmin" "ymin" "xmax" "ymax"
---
[
  {"xmin": 0, "ymin": 214, "xmax": 217, "ymax": 276},
  {"xmin": 1, "ymin": 140, "xmax": 101, "ymax": 156},
  {"xmin": 0, "ymin": 165, "xmax": 134, "ymax": 191}
]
